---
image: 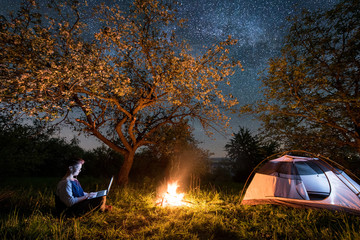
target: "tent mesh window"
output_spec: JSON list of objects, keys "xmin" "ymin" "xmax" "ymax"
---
[
  {"xmin": 294, "ymin": 160, "xmax": 331, "ymax": 200},
  {"xmin": 257, "ymin": 162, "xmax": 300, "ymax": 180}
]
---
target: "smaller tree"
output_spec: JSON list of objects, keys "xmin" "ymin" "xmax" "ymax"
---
[
  {"xmin": 241, "ymin": 0, "xmax": 360, "ymax": 161},
  {"xmin": 131, "ymin": 122, "xmax": 211, "ymax": 186},
  {"xmin": 225, "ymin": 127, "xmax": 279, "ymax": 182}
]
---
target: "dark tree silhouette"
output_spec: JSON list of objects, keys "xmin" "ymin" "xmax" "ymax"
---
[{"xmin": 225, "ymin": 127, "xmax": 279, "ymax": 182}]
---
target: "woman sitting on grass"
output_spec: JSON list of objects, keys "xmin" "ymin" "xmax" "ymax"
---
[{"xmin": 55, "ymin": 158, "xmax": 111, "ymax": 217}]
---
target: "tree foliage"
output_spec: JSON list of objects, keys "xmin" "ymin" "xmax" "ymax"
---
[
  {"xmin": 0, "ymin": 114, "xmax": 83, "ymax": 177},
  {"xmin": 242, "ymin": 0, "xmax": 360, "ymax": 161},
  {"xmin": 0, "ymin": 112, "xmax": 124, "ymax": 177},
  {"xmin": 0, "ymin": 0, "xmax": 241, "ymax": 184},
  {"xmin": 83, "ymin": 146, "xmax": 124, "ymax": 178}
]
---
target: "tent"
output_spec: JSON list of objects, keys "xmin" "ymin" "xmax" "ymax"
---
[{"xmin": 241, "ymin": 154, "xmax": 360, "ymax": 214}]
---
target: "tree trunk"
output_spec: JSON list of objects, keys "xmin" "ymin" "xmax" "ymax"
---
[{"xmin": 117, "ymin": 150, "xmax": 135, "ymax": 186}]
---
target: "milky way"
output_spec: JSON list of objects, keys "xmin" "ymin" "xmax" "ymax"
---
[
  {"xmin": 0, "ymin": 0, "xmax": 340, "ymax": 157},
  {"xmin": 177, "ymin": 0, "xmax": 338, "ymax": 102}
]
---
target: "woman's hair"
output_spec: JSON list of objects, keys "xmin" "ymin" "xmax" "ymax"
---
[{"xmin": 66, "ymin": 158, "xmax": 85, "ymax": 167}]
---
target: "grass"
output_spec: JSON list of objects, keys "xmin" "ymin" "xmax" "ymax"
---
[{"xmin": 1, "ymin": 177, "xmax": 359, "ymax": 239}]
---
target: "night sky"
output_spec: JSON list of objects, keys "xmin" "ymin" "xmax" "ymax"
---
[
  {"xmin": 0, "ymin": 0, "xmax": 340, "ymax": 157},
  {"xmin": 175, "ymin": 0, "xmax": 339, "ymax": 157}
]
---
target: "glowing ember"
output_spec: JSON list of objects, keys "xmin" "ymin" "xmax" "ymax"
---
[{"xmin": 157, "ymin": 181, "xmax": 187, "ymax": 207}]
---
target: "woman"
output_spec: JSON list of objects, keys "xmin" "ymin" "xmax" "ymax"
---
[{"xmin": 55, "ymin": 158, "xmax": 111, "ymax": 217}]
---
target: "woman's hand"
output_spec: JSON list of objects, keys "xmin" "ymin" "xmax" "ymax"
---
[
  {"xmin": 82, "ymin": 192, "xmax": 97, "ymax": 200},
  {"xmin": 88, "ymin": 192, "xmax": 97, "ymax": 198}
]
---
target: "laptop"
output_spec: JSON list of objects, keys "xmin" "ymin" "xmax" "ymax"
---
[{"xmin": 88, "ymin": 176, "xmax": 113, "ymax": 199}]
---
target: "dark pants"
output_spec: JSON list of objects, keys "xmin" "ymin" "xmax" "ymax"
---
[
  {"xmin": 69, "ymin": 196, "xmax": 106, "ymax": 216},
  {"xmin": 55, "ymin": 195, "xmax": 106, "ymax": 217}
]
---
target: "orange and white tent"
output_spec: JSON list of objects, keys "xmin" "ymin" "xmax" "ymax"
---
[{"xmin": 241, "ymin": 154, "xmax": 360, "ymax": 214}]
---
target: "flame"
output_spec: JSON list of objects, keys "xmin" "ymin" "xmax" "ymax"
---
[{"xmin": 158, "ymin": 181, "xmax": 187, "ymax": 207}]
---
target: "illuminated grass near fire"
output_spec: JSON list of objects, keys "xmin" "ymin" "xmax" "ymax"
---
[{"xmin": 1, "ymin": 178, "xmax": 360, "ymax": 239}]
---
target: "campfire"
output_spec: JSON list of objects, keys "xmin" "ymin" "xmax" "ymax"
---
[{"xmin": 156, "ymin": 181, "xmax": 190, "ymax": 207}]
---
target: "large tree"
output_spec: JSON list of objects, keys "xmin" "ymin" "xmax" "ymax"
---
[
  {"xmin": 0, "ymin": 0, "xmax": 241, "ymax": 184},
  {"xmin": 242, "ymin": 0, "xmax": 360, "ymax": 159}
]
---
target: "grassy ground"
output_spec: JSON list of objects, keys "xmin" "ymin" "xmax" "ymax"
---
[{"xmin": 1, "ymin": 177, "xmax": 359, "ymax": 240}]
